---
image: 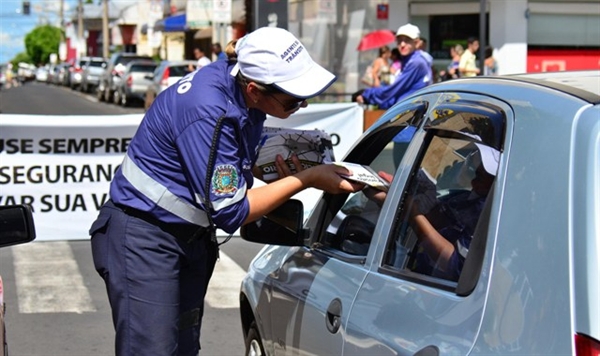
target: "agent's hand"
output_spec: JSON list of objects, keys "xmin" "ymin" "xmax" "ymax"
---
[
  {"xmin": 363, "ymin": 171, "xmax": 393, "ymax": 206},
  {"xmin": 351, "ymin": 89, "xmax": 365, "ymax": 104},
  {"xmin": 253, "ymin": 154, "xmax": 304, "ymax": 183},
  {"xmin": 301, "ymin": 164, "xmax": 364, "ymax": 194},
  {"xmin": 275, "ymin": 153, "xmax": 302, "ymax": 178}
]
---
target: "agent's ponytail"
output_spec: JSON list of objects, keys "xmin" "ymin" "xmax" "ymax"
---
[{"xmin": 225, "ymin": 39, "xmax": 238, "ymax": 60}]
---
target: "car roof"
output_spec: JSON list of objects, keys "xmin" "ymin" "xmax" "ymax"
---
[{"xmin": 507, "ymin": 70, "xmax": 600, "ymax": 103}]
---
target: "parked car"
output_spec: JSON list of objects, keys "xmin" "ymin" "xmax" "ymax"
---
[
  {"xmin": 143, "ymin": 60, "xmax": 197, "ymax": 111},
  {"xmin": 56, "ymin": 62, "xmax": 72, "ymax": 86},
  {"xmin": 0, "ymin": 204, "xmax": 36, "ymax": 356},
  {"xmin": 68, "ymin": 57, "xmax": 90, "ymax": 90},
  {"xmin": 239, "ymin": 71, "xmax": 600, "ymax": 356},
  {"xmin": 35, "ymin": 66, "xmax": 49, "ymax": 83},
  {"xmin": 97, "ymin": 52, "xmax": 152, "ymax": 103},
  {"xmin": 112, "ymin": 60, "xmax": 157, "ymax": 107},
  {"xmin": 46, "ymin": 65, "xmax": 60, "ymax": 85},
  {"xmin": 80, "ymin": 57, "xmax": 107, "ymax": 93}
]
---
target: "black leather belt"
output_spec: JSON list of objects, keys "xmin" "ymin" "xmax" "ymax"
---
[{"xmin": 109, "ymin": 200, "xmax": 207, "ymax": 243}]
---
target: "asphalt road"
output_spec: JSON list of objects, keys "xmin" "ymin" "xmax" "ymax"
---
[
  {"xmin": 0, "ymin": 81, "xmax": 265, "ymax": 355},
  {"xmin": 0, "ymin": 80, "xmax": 144, "ymax": 115}
]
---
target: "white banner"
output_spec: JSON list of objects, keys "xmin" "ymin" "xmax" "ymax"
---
[{"xmin": 0, "ymin": 104, "xmax": 364, "ymax": 241}]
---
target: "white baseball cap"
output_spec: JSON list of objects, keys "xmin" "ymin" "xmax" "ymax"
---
[
  {"xmin": 230, "ymin": 27, "xmax": 336, "ymax": 99},
  {"xmin": 475, "ymin": 143, "xmax": 500, "ymax": 176},
  {"xmin": 396, "ymin": 23, "xmax": 421, "ymax": 40}
]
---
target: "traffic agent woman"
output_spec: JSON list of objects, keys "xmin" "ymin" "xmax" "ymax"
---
[{"xmin": 89, "ymin": 27, "xmax": 362, "ymax": 356}]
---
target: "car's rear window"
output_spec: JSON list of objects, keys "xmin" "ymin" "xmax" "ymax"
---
[
  {"xmin": 131, "ymin": 64, "xmax": 157, "ymax": 73},
  {"xmin": 169, "ymin": 65, "xmax": 193, "ymax": 77},
  {"xmin": 88, "ymin": 61, "xmax": 105, "ymax": 67}
]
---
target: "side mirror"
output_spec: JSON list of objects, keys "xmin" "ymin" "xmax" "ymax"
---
[
  {"xmin": 241, "ymin": 199, "xmax": 305, "ymax": 246},
  {"xmin": 0, "ymin": 205, "xmax": 36, "ymax": 248}
]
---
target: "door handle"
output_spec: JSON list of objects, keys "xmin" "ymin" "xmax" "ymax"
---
[{"xmin": 325, "ymin": 298, "xmax": 342, "ymax": 334}]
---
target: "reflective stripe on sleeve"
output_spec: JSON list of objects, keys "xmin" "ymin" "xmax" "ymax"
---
[{"xmin": 121, "ymin": 154, "xmax": 210, "ymax": 226}]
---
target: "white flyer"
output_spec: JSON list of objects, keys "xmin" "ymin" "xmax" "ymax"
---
[{"xmin": 335, "ymin": 162, "xmax": 390, "ymax": 192}]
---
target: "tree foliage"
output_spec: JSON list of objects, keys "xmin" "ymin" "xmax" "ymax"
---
[
  {"xmin": 10, "ymin": 52, "xmax": 32, "ymax": 68},
  {"xmin": 24, "ymin": 25, "xmax": 63, "ymax": 65}
]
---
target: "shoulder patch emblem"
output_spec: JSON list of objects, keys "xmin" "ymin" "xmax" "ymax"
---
[{"xmin": 212, "ymin": 164, "xmax": 239, "ymax": 196}]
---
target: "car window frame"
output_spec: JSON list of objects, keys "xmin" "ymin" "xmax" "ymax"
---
[
  {"xmin": 376, "ymin": 93, "xmax": 510, "ymax": 295},
  {"xmin": 305, "ymin": 101, "xmax": 429, "ymax": 264}
]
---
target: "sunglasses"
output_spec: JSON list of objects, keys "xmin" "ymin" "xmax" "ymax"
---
[{"xmin": 267, "ymin": 92, "xmax": 306, "ymax": 112}]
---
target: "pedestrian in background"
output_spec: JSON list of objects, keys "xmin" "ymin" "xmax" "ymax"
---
[
  {"xmin": 212, "ymin": 43, "xmax": 227, "ymax": 61},
  {"xmin": 459, "ymin": 37, "xmax": 480, "ymax": 77},
  {"xmin": 439, "ymin": 44, "xmax": 464, "ymax": 81},
  {"xmin": 389, "ymin": 47, "xmax": 402, "ymax": 83},
  {"xmin": 356, "ymin": 23, "xmax": 432, "ymax": 110},
  {"xmin": 416, "ymin": 37, "xmax": 435, "ymax": 83},
  {"xmin": 194, "ymin": 47, "xmax": 212, "ymax": 69},
  {"xmin": 89, "ymin": 27, "xmax": 361, "ymax": 356},
  {"xmin": 483, "ymin": 46, "xmax": 498, "ymax": 76},
  {"xmin": 368, "ymin": 45, "xmax": 393, "ymax": 87},
  {"xmin": 355, "ymin": 23, "xmax": 432, "ymax": 167}
]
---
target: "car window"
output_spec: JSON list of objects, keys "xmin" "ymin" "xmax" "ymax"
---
[
  {"xmin": 88, "ymin": 61, "xmax": 104, "ymax": 67},
  {"xmin": 118, "ymin": 56, "xmax": 151, "ymax": 66},
  {"xmin": 311, "ymin": 102, "xmax": 428, "ymax": 261},
  {"xmin": 382, "ymin": 99, "xmax": 506, "ymax": 291},
  {"xmin": 130, "ymin": 64, "xmax": 156, "ymax": 73},
  {"xmin": 169, "ymin": 65, "xmax": 194, "ymax": 77}
]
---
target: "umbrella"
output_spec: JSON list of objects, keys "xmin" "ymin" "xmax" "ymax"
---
[{"xmin": 357, "ymin": 29, "xmax": 396, "ymax": 51}]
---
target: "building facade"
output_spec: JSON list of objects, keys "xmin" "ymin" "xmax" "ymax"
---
[{"xmin": 68, "ymin": 0, "xmax": 600, "ymax": 96}]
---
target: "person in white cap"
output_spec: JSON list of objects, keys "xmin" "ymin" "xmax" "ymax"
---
[
  {"xmin": 355, "ymin": 23, "xmax": 432, "ymax": 110},
  {"xmin": 404, "ymin": 143, "xmax": 499, "ymax": 281},
  {"xmin": 355, "ymin": 23, "xmax": 433, "ymax": 170},
  {"xmin": 89, "ymin": 27, "xmax": 362, "ymax": 356}
]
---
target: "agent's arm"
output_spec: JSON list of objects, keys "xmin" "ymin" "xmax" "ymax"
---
[{"xmin": 245, "ymin": 162, "xmax": 362, "ymax": 224}]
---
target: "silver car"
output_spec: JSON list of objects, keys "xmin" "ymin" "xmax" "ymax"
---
[
  {"xmin": 112, "ymin": 60, "xmax": 157, "ymax": 107},
  {"xmin": 143, "ymin": 60, "xmax": 198, "ymax": 111},
  {"xmin": 239, "ymin": 71, "xmax": 600, "ymax": 355},
  {"xmin": 80, "ymin": 57, "xmax": 107, "ymax": 93}
]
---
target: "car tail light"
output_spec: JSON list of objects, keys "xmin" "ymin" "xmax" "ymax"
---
[
  {"xmin": 126, "ymin": 75, "xmax": 133, "ymax": 87},
  {"xmin": 160, "ymin": 67, "xmax": 170, "ymax": 87},
  {"xmin": 576, "ymin": 333, "xmax": 600, "ymax": 356}
]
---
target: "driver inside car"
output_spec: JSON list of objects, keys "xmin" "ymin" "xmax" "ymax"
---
[{"xmin": 404, "ymin": 144, "xmax": 499, "ymax": 280}]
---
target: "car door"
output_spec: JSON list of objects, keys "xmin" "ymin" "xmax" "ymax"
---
[
  {"xmin": 264, "ymin": 102, "xmax": 428, "ymax": 355},
  {"xmin": 343, "ymin": 93, "xmax": 512, "ymax": 355}
]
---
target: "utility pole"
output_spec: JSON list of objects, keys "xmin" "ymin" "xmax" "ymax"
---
[
  {"xmin": 78, "ymin": 0, "xmax": 83, "ymax": 57},
  {"xmin": 77, "ymin": 0, "xmax": 83, "ymax": 40},
  {"xmin": 59, "ymin": 0, "xmax": 64, "ymax": 29},
  {"xmin": 102, "ymin": 0, "xmax": 109, "ymax": 58}
]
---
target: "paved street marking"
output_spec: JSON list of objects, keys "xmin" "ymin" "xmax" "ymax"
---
[
  {"xmin": 205, "ymin": 252, "xmax": 246, "ymax": 309},
  {"xmin": 12, "ymin": 241, "xmax": 96, "ymax": 314}
]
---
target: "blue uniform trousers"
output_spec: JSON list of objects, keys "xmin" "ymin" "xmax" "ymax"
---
[{"xmin": 90, "ymin": 201, "xmax": 217, "ymax": 356}]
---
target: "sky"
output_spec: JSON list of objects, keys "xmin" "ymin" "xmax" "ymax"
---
[{"xmin": 0, "ymin": 0, "xmax": 77, "ymax": 64}]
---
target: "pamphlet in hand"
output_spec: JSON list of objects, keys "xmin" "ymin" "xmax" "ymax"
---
[
  {"xmin": 335, "ymin": 162, "xmax": 390, "ymax": 192},
  {"xmin": 255, "ymin": 127, "xmax": 336, "ymax": 181}
]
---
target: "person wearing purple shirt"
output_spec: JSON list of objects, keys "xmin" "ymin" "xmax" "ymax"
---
[{"xmin": 357, "ymin": 23, "xmax": 432, "ymax": 110}]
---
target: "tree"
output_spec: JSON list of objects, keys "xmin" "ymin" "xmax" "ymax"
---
[
  {"xmin": 24, "ymin": 25, "xmax": 63, "ymax": 65},
  {"xmin": 10, "ymin": 52, "xmax": 33, "ymax": 69}
]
